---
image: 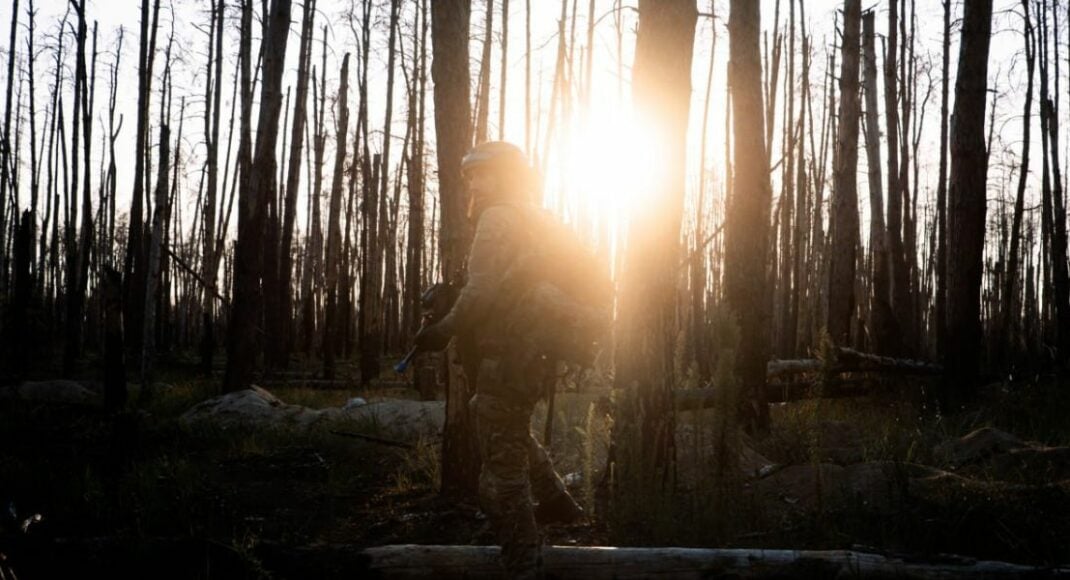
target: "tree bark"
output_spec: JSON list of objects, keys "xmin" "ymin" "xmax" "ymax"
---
[
  {"xmin": 944, "ymin": 0, "xmax": 993, "ymax": 407},
  {"xmin": 827, "ymin": 0, "xmax": 862, "ymax": 348},
  {"xmin": 613, "ymin": 0, "xmax": 697, "ymax": 480},
  {"xmin": 934, "ymin": 0, "xmax": 951, "ymax": 355},
  {"xmin": 1000, "ymin": 0, "xmax": 1035, "ymax": 367},
  {"xmin": 724, "ymin": 0, "xmax": 773, "ymax": 432},
  {"xmin": 430, "ymin": 0, "xmax": 478, "ymax": 497},
  {"xmin": 224, "ymin": 0, "xmax": 292, "ymax": 391},
  {"xmin": 323, "ymin": 53, "xmax": 350, "ymax": 380},
  {"xmin": 862, "ymin": 9, "xmax": 896, "ymax": 355}
]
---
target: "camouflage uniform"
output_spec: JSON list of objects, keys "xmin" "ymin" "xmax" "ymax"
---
[{"xmin": 438, "ymin": 200, "xmax": 573, "ymax": 579}]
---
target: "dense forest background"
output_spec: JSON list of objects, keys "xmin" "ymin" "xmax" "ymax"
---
[{"xmin": 2, "ymin": 0, "xmax": 1070, "ymax": 576}]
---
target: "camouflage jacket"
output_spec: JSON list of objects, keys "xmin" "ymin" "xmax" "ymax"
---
[{"xmin": 438, "ymin": 200, "xmax": 535, "ymax": 347}]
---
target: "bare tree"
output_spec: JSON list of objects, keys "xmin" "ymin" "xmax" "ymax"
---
[
  {"xmin": 944, "ymin": 0, "xmax": 993, "ymax": 406},
  {"xmin": 614, "ymin": 0, "xmax": 697, "ymax": 477},
  {"xmin": 724, "ymin": 0, "xmax": 772, "ymax": 431},
  {"xmin": 431, "ymin": 0, "xmax": 478, "ymax": 497},
  {"xmin": 224, "ymin": 0, "xmax": 292, "ymax": 391}
]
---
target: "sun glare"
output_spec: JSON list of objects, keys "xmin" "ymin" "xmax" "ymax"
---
[{"xmin": 553, "ymin": 107, "xmax": 668, "ymax": 225}]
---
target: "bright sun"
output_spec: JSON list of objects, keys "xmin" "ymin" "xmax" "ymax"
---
[{"xmin": 562, "ymin": 108, "xmax": 667, "ymax": 220}]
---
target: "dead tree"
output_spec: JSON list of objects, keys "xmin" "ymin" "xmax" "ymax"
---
[
  {"xmin": 724, "ymin": 0, "xmax": 773, "ymax": 432},
  {"xmin": 0, "ymin": 0, "xmax": 19, "ymax": 292},
  {"xmin": 944, "ymin": 0, "xmax": 993, "ymax": 407},
  {"xmin": 883, "ymin": 0, "xmax": 910, "ymax": 353},
  {"xmin": 62, "ymin": 0, "xmax": 92, "ymax": 376},
  {"xmin": 199, "ymin": 0, "xmax": 225, "ymax": 375},
  {"xmin": 123, "ymin": 0, "xmax": 161, "ymax": 364},
  {"xmin": 1037, "ymin": 0, "xmax": 1070, "ymax": 362},
  {"xmin": 378, "ymin": 0, "xmax": 402, "ymax": 354},
  {"xmin": 827, "ymin": 0, "xmax": 862, "ymax": 348},
  {"xmin": 358, "ymin": 545, "xmax": 1069, "ymax": 580},
  {"xmin": 862, "ymin": 9, "xmax": 896, "ymax": 354},
  {"xmin": 430, "ymin": 0, "xmax": 478, "ymax": 497},
  {"xmin": 224, "ymin": 0, "xmax": 292, "ymax": 391},
  {"xmin": 323, "ymin": 53, "xmax": 350, "ymax": 380},
  {"xmin": 474, "ymin": 0, "xmax": 493, "ymax": 144},
  {"xmin": 934, "ymin": 0, "xmax": 951, "ymax": 353},
  {"xmin": 613, "ymin": 0, "xmax": 697, "ymax": 479},
  {"xmin": 278, "ymin": 0, "xmax": 315, "ymax": 367},
  {"xmin": 404, "ymin": 0, "xmax": 429, "ymax": 340},
  {"xmin": 999, "ymin": 0, "xmax": 1035, "ymax": 366}
]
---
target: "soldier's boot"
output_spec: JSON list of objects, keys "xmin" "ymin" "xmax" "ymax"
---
[{"xmin": 534, "ymin": 491, "xmax": 584, "ymax": 525}]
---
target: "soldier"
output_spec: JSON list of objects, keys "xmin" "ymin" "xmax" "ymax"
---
[{"xmin": 415, "ymin": 141, "xmax": 585, "ymax": 579}]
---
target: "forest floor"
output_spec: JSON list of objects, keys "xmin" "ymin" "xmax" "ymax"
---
[{"xmin": 1, "ymin": 357, "xmax": 1070, "ymax": 578}]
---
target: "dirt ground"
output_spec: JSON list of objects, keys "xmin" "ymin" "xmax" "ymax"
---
[{"xmin": 2, "ymin": 366, "xmax": 1069, "ymax": 578}]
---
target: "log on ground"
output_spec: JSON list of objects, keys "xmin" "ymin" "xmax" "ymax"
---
[{"xmin": 358, "ymin": 545, "xmax": 1069, "ymax": 579}]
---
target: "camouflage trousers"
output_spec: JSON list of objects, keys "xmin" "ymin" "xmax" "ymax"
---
[{"xmin": 471, "ymin": 391, "xmax": 569, "ymax": 580}]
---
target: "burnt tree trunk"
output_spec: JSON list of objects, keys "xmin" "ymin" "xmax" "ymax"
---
[
  {"xmin": 224, "ymin": 0, "xmax": 292, "ymax": 391},
  {"xmin": 827, "ymin": 0, "xmax": 862, "ymax": 348},
  {"xmin": 613, "ymin": 0, "xmax": 697, "ymax": 480},
  {"xmin": 1000, "ymin": 0, "xmax": 1035, "ymax": 366},
  {"xmin": 724, "ymin": 0, "xmax": 773, "ymax": 432},
  {"xmin": 862, "ymin": 9, "xmax": 896, "ymax": 355},
  {"xmin": 278, "ymin": 0, "xmax": 315, "ymax": 367},
  {"xmin": 323, "ymin": 54, "xmax": 350, "ymax": 380},
  {"xmin": 944, "ymin": 0, "xmax": 993, "ymax": 407},
  {"xmin": 431, "ymin": 0, "xmax": 478, "ymax": 497}
]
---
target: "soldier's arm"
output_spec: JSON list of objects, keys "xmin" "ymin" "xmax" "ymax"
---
[{"xmin": 437, "ymin": 205, "xmax": 520, "ymax": 335}]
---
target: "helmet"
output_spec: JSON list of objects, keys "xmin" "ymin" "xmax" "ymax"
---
[
  {"xmin": 461, "ymin": 141, "xmax": 531, "ymax": 178},
  {"xmin": 462, "ymin": 142, "xmax": 536, "ymax": 219}
]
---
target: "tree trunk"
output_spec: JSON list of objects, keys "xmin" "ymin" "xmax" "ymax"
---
[
  {"xmin": 0, "ymin": 0, "xmax": 19, "ymax": 295},
  {"xmin": 200, "ymin": 0, "xmax": 225, "ymax": 376},
  {"xmin": 277, "ymin": 0, "xmax": 315, "ymax": 369},
  {"xmin": 862, "ymin": 9, "xmax": 896, "ymax": 355},
  {"xmin": 430, "ymin": 0, "xmax": 478, "ymax": 498},
  {"xmin": 724, "ymin": 0, "xmax": 773, "ymax": 432},
  {"xmin": 1000, "ymin": 0, "xmax": 1034, "ymax": 367},
  {"xmin": 934, "ymin": 0, "xmax": 951, "ymax": 355},
  {"xmin": 883, "ymin": 0, "xmax": 909, "ymax": 354},
  {"xmin": 224, "ymin": 0, "xmax": 292, "ymax": 391},
  {"xmin": 323, "ymin": 53, "xmax": 350, "ymax": 380},
  {"xmin": 944, "ymin": 0, "xmax": 993, "ymax": 407},
  {"xmin": 123, "ymin": 0, "xmax": 160, "ymax": 363},
  {"xmin": 827, "ymin": 0, "xmax": 862, "ymax": 348},
  {"xmin": 613, "ymin": 0, "xmax": 697, "ymax": 481}
]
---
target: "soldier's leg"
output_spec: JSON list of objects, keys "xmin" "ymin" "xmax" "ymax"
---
[{"xmin": 474, "ymin": 394, "xmax": 541, "ymax": 579}]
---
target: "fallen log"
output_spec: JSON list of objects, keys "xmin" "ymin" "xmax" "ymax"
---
[
  {"xmin": 358, "ymin": 545, "xmax": 1069, "ymax": 579},
  {"xmin": 674, "ymin": 378, "xmax": 870, "ymax": 409},
  {"xmin": 767, "ymin": 347, "xmax": 942, "ymax": 378}
]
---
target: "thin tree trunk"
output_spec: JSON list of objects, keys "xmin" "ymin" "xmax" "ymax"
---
[
  {"xmin": 200, "ymin": 0, "xmax": 225, "ymax": 375},
  {"xmin": 475, "ymin": 0, "xmax": 494, "ymax": 144},
  {"xmin": 1000, "ymin": 0, "xmax": 1035, "ymax": 367},
  {"xmin": 278, "ymin": 0, "xmax": 315, "ymax": 367},
  {"xmin": 862, "ymin": 9, "xmax": 895, "ymax": 354},
  {"xmin": 0, "ymin": 0, "xmax": 19, "ymax": 293},
  {"xmin": 323, "ymin": 53, "xmax": 350, "ymax": 380}
]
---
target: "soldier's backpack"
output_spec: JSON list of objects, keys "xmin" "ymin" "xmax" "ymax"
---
[{"xmin": 499, "ymin": 206, "xmax": 613, "ymax": 367}]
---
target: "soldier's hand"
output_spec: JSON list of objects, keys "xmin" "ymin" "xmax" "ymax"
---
[{"xmin": 414, "ymin": 322, "xmax": 451, "ymax": 352}]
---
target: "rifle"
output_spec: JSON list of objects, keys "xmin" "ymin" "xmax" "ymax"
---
[{"xmin": 394, "ymin": 282, "xmax": 460, "ymax": 373}]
